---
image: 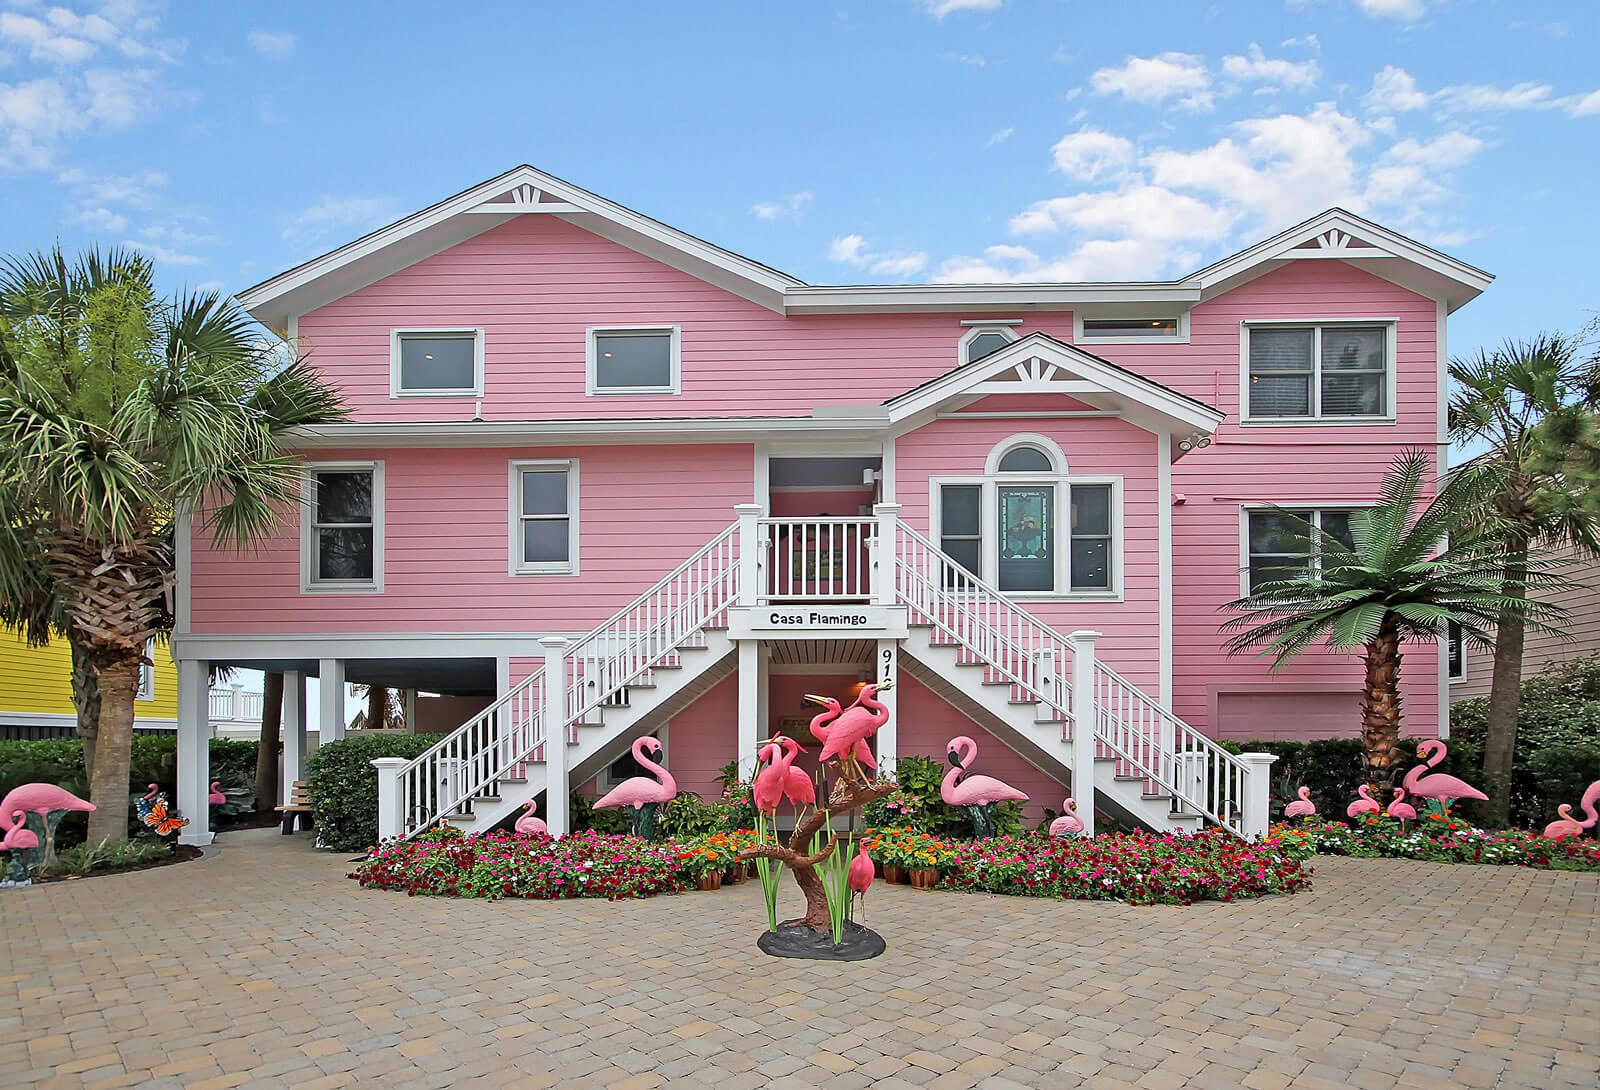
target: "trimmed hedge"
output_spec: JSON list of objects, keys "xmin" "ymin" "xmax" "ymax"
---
[
  {"xmin": 0, "ymin": 735, "xmax": 260, "ymax": 847},
  {"xmin": 305, "ymin": 733, "xmax": 437, "ymax": 852}
]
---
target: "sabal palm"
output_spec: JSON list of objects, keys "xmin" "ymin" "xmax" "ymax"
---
[
  {"xmin": 1448, "ymin": 331, "xmax": 1600, "ymax": 824},
  {"xmin": 1221, "ymin": 451, "xmax": 1562, "ymax": 794},
  {"xmin": 0, "ymin": 247, "xmax": 344, "ymax": 843}
]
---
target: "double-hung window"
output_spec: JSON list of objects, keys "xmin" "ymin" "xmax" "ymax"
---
[
  {"xmin": 587, "ymin": 327, "xmax": 680, "ymax": 394},
  {"xmin": 302, "ymin": 464, "xmax": 383, "ymax": 592},
  {"xmin": 1245, "ymin": 507, "xmax": 1355, "ymax": 592},
  {"xmin": 511, "ymin": 460, "xmax": 578, "ymax": 574},
  {"xmin": 1245, "ymin": 322, "xmax": 1392, "ymax": 421},
  {"xmin": 391, "ymin": 330, "xmax": 483, "ymax": 396}
]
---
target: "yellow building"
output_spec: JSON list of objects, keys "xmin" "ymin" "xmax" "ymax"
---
[{"xmin": 0, "ymin": 629, "xmax": 179, "ymax": 735}]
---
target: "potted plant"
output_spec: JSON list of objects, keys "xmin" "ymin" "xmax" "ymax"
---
[
  {"xmin": 677, "ymin": 836, "xmax": 735, "ymax": 891},
  {"xmin": 870, "ymin": 827, "xmax": 915, "ymax": 884},
  {"xmin": 905, "ymin": 830, "xmax": 952, "ymax": 890}
]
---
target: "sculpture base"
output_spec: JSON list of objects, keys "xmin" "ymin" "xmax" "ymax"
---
[{"xmin": 757, "ymin": 920, "xmax": 885, "ymax": 961}]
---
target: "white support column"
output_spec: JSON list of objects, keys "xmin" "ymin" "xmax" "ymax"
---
[
  {"xmin": 871, "ymin": 502, "xmax": 902, "ymax": 607},
  {"xmin": 875, "ymin": 639, "xmax": 898, "ymax": 776},
  {"xmin": 1238, "ymin": 752, "xmax": 1278, "ymax": 841},
  {"xmin": 176, "ymin": 658, "xmax": 213, "ymax": 846},
  {"xmin": 738, "ymin": 639, "xmax": 761, "ymax": 779},
  {"xmin": 282, "ymin": 670, "xmax": 307, "ymax": 806},
  {"xmin": 1066, "ymin": 630, "xmax": 1101, "ymax": 838},
  {"xmin": 734, "ymin": 503, "xmax": 763, "ymax": 608},
  {"xmin": 539, "ymin": 637, "xmax": 570, "ymax": 837},
  {"xmin": 319, "ymin": 658, "xmax": 346, "ymax": 742},
  {"xmin": 372, "ymin": 757, "xmax": 407, "ymax": 842}
]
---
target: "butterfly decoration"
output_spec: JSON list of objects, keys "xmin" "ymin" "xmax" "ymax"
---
[{"xmin": 141, "ymin": 797, "xmax": 189, "ymax": 837}]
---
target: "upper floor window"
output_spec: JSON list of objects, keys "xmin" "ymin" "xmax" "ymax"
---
[
  {"xmin": 958, "ymin": 323, "xmax": 1019, "ymax": 367},
  {"xmin": 1244, "ymin": 322, "xmax": 1393, "ymax": 421},
  {"xmin": 510, "ymin": 459, "xmax": 578, "ymax": 574},
  {"xmin": 302, "ymin": 463, "xmax": 384, "ymax": 593},
  {"xmin": 391, "ymin": 330, "xmax": 483, "ymax": 397},
  {"xmin": 1245, "ymin": 507, "xmax": 1356, "ymax": 592},
  {"xmin": 1077, "ymin": 315, "xmax": 1186, "ymax": 343},
  {"xmin": 588, "ymin": 327, "xmax": 680, "ymax": 394},
  {"xmin": 137, "ymin": 639, "xmax": 154, "ymax": 701}
]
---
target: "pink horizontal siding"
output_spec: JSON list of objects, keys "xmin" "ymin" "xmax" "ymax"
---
[{"xmin": 189, "ymin": 444, "xmax": 753, "ymax": 634}]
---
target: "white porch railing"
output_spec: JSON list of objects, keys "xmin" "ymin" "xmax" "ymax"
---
[
  {"xmin": 758, "ymin": 517, "xmax": 875, "ymax": 602},
  {"xmin": 208, "ymin": 685, "xmax": 264, "ymax": 723}
]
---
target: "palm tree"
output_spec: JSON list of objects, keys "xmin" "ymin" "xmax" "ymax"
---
[
  {"xmin": 1449, "ymin": 332, "xmax": 1600, "ymax": 825},
  {"xmin": 1221, "ymin": 451, "xmax": 1564, "ymax": 796},
  {"xmin": 0, "ymin": 246, "xmax": 345, "ymax": 844}
]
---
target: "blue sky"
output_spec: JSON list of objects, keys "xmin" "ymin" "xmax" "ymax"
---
[{"xmin": 2, "ymin": 0, "xmax": 1596, "ymax": 364}]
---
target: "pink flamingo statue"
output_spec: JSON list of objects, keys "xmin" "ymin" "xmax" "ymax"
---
[
  {"xmin": 1049, "ymin": 798, "xmax": 1084, "ymax": 838},
  {"xmin": 1402, "ymin": 740, "xmax": 1488, "ymax": 811},
  {"xmin": 1386, "ymin": 786, "xmax": 1417, "ymax": 829},
  {"xmin": 514, "ymin": 798, "xmax": 548, "ymax": 837},
  {"xmin": 594, "ymin": 736, "xmax": 677, "ymax": 838},
  {"xmin": 847, "ymin": 841, "xmax": 874, "ymax": 920},
  {"xmin": 752, "ymin": 741, "xmax": 787, "ymax": 815},
  {"xmin": 775, "ymin": 737, "xmax": 816, "ymax": 813},
  {"xmin": 1, "ymin": 810, "xmax": 42, "ymax": 886},
  {"xmin": 942, "ymin": 735, "xmax": 1030, "ymax": 838},
  {"xmin": 1542, "ymin": 780, "xmax": 1600, "ymax": 840},
  {"xmin": 0, "ymin": 783, "xmax": 95, "ymax": 865},
  {"xmin": 1284, "ymin": 786, "xmax": 1317, "ymax": 820},
  {"xmin": 208, "ymin": 782, "xmax": 227, "ymax": 807},
  {"xmin": 815, "ymin": 681, "xmax": 894, "ymax": 786},
  {"xmin": 1346, "ymin": 785, "xmax": 1381, "ymax": 819},
  {"xmin": 802, "ymin": 694, "xmax": 877, "ymax": 774}
]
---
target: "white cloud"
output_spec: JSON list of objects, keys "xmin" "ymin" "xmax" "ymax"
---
[
  {"xmin": 827, "ymin": 232, "xmax": 928, "ymax": 278},
  {"xmin": 1384, "ymin": 131, "xmax": 1485, "ymax": 170},
  {"xmin": 1436, "ymin": 81, "xmax": 1552, "ymax": 112},
  {"xmin": 921, "ymin": 0, "xmax": 1002, "ymax": 18},
  {"xmin": 1568, "ymin": 90, "xmax": 1600, "ymax": 118},
  {"xmin": 72, "ymin": 205, "xmax": 127, "ymax": 232},
  {"xmin": 247, "ymin": 29, "xmax": 296, "ymax": 60},
  {"xmin": 1362, "ymin": 66, "xmax": 1429, "ymax": 113},
  {"xmin": 1091, "ymin": 52, "xmax": 1213, "ymax": 111},
  {"xmin": 0, "ymin": 11, "xmax": 96, "ymax": 64},
  {"xmin": 750, "ymin": 190, "xmax": 814, "ymax": 221},
  {"xmin": 939, "ymin": 51, "xmax": 989, "ymax": 67},
  {"xmin": 1050, "ymin": 127, "xmax": 1135, "ymax": 181},
  {"xmin": 123, "ymin": 238, "xmax": 201, "ymax": 266},
  {"xmin": 1355, "ymin": 0, "xmax": 1427, "ymax": 19},
  {"xmin": 83, "ymin": 66, "xmax": 157, "ymax": 125},
  {"xmin": 1010, "ymin": 185, "xmax": 1235, "ymax": 243},
  {"xmin": 1221, "ymin": 44, "xmax": 1319, "ymax": 92},
  {"xmin": 987, "ymin": 126, "xmax": 1015, "ymax": 146},
  {"xmin": 283, "ymin": 195, "xmax": 400, "ymax": 246}
]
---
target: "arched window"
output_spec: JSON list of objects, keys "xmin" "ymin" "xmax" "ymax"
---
[{"xmin": 997, "ymin": 445, "xmax": 1053, "ymax": 473}]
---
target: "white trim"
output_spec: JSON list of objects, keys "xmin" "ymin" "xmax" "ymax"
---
[
  {"xmin": 957, "ymin": 323, "xmax": 1020, "ymax": 368},
  {"xmin": 0, "ymin": 711, "xmax": 178, "ymax": 730},
  {"xmin": 1239, "ymin": 319, "xmax": 1399, "ymax": 426},
  {"xmin": 137, "ymin": 638, "xmax": 155, "ymax": 701},
  {"xmin": 287, "ymin": 414, "xmax": 890, "ymax": 450},
  {"xmin": 508, "ymin": 458, "xmax": 580, "ymax": 576},
  {"xmin": 389, "ymin": 328, "xmax": 485, "ymax": 398},
  {"xmin": 300, "ymin": 460, "xmax": 385, "ymax": 594},
  {"xmin": 1074, "ymin": 311, "xmax": 1191, "ymax": 345},
  {"xmin": 585, "ymin": 325, "xmax": 682, "ymax": 396},
  {"xmin": 1157, "ymin": 433, "xmax": 1173, "ymax": 706},
  {"xmin": 1238, "ymin": 501, "xmax": 1377, "ymax": 596},
  {"xmin": 880, "ymin": 435, "xmax": 896, "ymax": 503},
  {"xmin": 784, "ymin": 282, "xmax": 1199, "ymax": 314},
  {"xmin": 984, "ymin": 433, "xmax": 1068, "ymax": 476},
  {"xmin": 1436, "ymin": 298, "xmax": 1449, "ymax": 446},
  {"xmin": 172, "ymin": 632, "xmax": 573, "ymax": 662},
  {"xmin": 959, "ymin": 318, "xmax": 1023, "ymax": 327}
]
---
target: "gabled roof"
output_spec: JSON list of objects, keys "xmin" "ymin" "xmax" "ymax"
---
[
  {"xmin": 885, "ymin": 332, "xmax": 1225, "ymax": 453},
  {"xmin": 238, "ymin": 166, "xmax": 1493, "ymax": 330}
]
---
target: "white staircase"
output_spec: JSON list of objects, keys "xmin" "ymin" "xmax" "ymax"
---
[{"xmin": 375, "ymin": 506, "xmax": 1274, "ymax": 842}]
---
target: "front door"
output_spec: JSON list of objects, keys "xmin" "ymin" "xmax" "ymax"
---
[{"xmin": 997, "ymin": 485, "xmax": 1054, "ymax": 592}]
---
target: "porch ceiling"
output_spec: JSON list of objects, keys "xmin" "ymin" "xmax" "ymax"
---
[
  {"xmin": 212, "ymin": 657, "xmax": 496, "ymax": 697},
  {"xmin": 766, "ymin": 638, "xmax": 876, "ymax": 667}
]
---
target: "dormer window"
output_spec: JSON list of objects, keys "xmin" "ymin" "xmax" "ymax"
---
[
  {"xmin": 958, "ymin": 323, "xmax": 1019, "ymax": 366},
  {"xmin": 1076, "ymin": 315, "xmax": 1187, "ymax": 344},
  {"xmin": 587, "ymin": 326, "xmax": 681, "ymax": 394}
]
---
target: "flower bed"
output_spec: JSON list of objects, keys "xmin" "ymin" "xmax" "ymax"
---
[
  {"xmin": 871, "ymin": 827, "xmax": 1309, "ymax": 905},
  {"xmin": 349, "ymin": 827, "xmax": 690, "ymax": 900},
  {"xmin": 1273, "ymin": 813, "xmax": 1600, "ymax": 871}
]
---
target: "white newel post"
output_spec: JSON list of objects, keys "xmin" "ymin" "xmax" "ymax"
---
[
  {"xmin": 282, "ymin": 670, "xmax": 307, "ymax": 806},
  {"xmin": 734, "ymin": 503, "xmax": 763, "ymax": 608},
  {"xmin": 228, "ymin": 682, "xmax": 244, "ymax": 722},
  {"xmin": 371, "ymin": 757, "xmax": 407, "ymax": 842},
  {"xmin": 176, "ymin": 658, "xmax": 213, "ymax": 846},
  {"xmin": 540, "ymin": 636, "xmax": 570, "ymax": 837},
  {"xmin": 875, "ymin": 638, "xmax": 898, "ymax": 775},
  {"xmin": 871, "ymin": 502, "xmax": 901, "ymax": 607},
  {"xmin": 738, "ymin": 640, "xmax": 760, "ymax": 778},
  {"xmin": 1066, "ymin": 630, "xmax": 1101, "ymax": 838},
  {"xmin": 320, "ymin": 658, "xmax": 346, "ymax": 741},
  {"xmin": 1238, "ymin": 752, "xmax": 1278, "ymax": 841}
]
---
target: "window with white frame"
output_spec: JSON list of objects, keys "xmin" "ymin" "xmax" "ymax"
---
[
  {"xmin": 137, "ymin": 639, "xmax": 154, "ymax": 701},
  {"xmin": 511, "ymin": 460, "xmax": 578, "ymax": 574},
  {"xmin": 1446, "ymin": 621, "xmax": 1464, "ymax": 680},
  {"xmin": 1245, "ymin": 322, "xmax": 1392, "ymax": 420},
  {"xmin": 1245, "ymin": 507, "xmax": 1356, "ymax": 592},
  {"xmin": 958, "ymin": 324, "xmax": 1018, "ymax": 367},
  {"xmin": 935, "ymin": 437, "xmax": 1119, "ymax": 596},
  {"xmin": 587, "ymin": 327, "xmax": 680, "ymax": 394},
  {"xmin": 302, "ymin": 464, "xmax": 383, "ymax": 591},
  {"xmin": 391, "ymin": 330, "xmax": 483, "ymax": 396},
  {"xmin": 1078, "ymin": 316, "xmax": 1184, "ymax": 342}
]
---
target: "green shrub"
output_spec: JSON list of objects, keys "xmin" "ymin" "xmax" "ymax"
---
[
  {"xmin": 305, "ymin": 734, "xmax": 437, "ymax": 852},
  {"xmin": 659, "ymin": 792, "xmax": 739, "ymax": 838},
  {"xmin": 880, "ymin": 754, "xmax": 1022, "ymax": 839},
  {"xmin": 42, "ymin": 838, "xmax": 171, "ymax": 877},
  {"xmin": 570, "ymin": 791, "xmax": 631, "ymax": 834}
]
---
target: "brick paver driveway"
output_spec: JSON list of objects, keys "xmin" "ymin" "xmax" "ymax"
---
[{"xmin": 2, "ymin": 827, "xmax": 1597, "ymax": 1089}]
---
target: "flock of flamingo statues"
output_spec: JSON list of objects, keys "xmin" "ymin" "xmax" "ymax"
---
[
  {"xmin": 1, "ymin": 783, "xmax": 95, "ymax": 887},
  {"xmin": 1283, "ymin": 739, "xmax": 1600, "ymax": 840}
]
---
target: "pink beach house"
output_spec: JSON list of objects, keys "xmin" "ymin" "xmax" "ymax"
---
[{"xmin": 167, "ymin": 165, "xmax": 1490, "ymax": 845}]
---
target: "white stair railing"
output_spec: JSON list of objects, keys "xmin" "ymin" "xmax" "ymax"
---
[
  {"xmin": 759, "ymin": 517, "xmax": 875, "ymax": 602},
  {"xmin": 889, "ymin": 517, "xmax": 1253, "ymax": 836}
]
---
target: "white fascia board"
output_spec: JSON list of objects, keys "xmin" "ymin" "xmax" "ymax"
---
[
  {"xmin": 284, "ymin": 414, "xmax": 892, "ymax": 449},
  {"xmin": 783, "ymin": 282, "xmax": 1200, "ymax": 314}
]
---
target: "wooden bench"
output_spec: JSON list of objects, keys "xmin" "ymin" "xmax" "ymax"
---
[{"xmin": 275, "ymin": 781, "xmax": 315, "ymax": 835}]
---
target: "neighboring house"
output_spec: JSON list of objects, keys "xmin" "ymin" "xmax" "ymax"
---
[
  {"xmin": 0, "ymin": 630, "xmax": 177, "ymax": 738},
  {"xmin": 1449, "ymin": 542, "xmax": 1600, "ymax": 701},
  {"xmin": 166, "ymin": 164, "xmax": 1489, "ymax": 844}
]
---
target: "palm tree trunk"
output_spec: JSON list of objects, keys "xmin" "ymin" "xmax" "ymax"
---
[
  {"xmin": 86, "ymin": 657, "xmax": 141, "ymax": 845},
  {"xmin": 1360, "ymin": 615, "xmax": 1405, "ymax": 797},
  {"xmin": 1482, "ymin": 538, "xmax": 1530, "ymax": 827},
  {"xmin": 69, "ymin": 632, "xmax": 101, "ymax": 780},
  {"xmin": 368, "ymin": 684, "xmax": 387, "ymax": 731},
  {"xmin": 255, "ymin": 672, "xmax": 284, "ymax": 811}
]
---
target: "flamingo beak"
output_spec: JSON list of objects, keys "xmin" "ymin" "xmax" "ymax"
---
[
  {"xmin": 802, "ymin": 694, "xmax": 830, "ymax": 707},
  {"xmin": 946, "ymin": 750, "xmax": 963, "ymax": 769}
]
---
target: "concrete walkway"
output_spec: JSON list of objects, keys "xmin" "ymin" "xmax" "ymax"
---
[{"xmin": 1, "ymin": 827, "xmax": 1596, "ymax": 1089}]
